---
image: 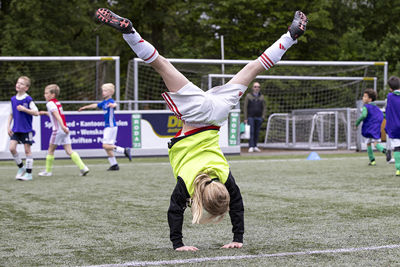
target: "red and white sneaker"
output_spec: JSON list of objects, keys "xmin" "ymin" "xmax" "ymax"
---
[
  {"xmin": 95, "ymin": 8, "xmax": 133, "ymax": 34},
  {"xmin": 288, "ymin": 11, "xmax": 308, "ymax": 40}
]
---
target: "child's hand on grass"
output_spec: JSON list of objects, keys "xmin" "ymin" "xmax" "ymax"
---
[
  {"xmin": 221, "ymin": 242, "xmax": 243, "ymax": 248},
  {"xmin": 175, "ymin": 246, "xmax": 199, "ymax": 251}
]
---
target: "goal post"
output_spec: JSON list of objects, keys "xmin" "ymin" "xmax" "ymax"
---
[{"xmin": 209, "ymin": 74, "xmax": 378, "ymax": 91}]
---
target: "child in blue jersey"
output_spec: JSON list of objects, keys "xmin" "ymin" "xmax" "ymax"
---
[
  {"xmin": 385, "ymin": 76, "xmax": 400, "ymax": 176},
  {"xmin": 384, "ymin": 77, "xmax": 399, "ymax": 164},
  {"xmin": 79, "ymin": 83, "xmax": 131, "ymax": 170},
  {"xmin": 7, "ymin": 76, "xmax": 39, "ymax": 181},
  {"xmin": 355, "ymin": 88, "xmax": 387, "ymax": 166},
  {"xmin": 97, "ymin": 8, "xmax": 307, "ymax": 250}
]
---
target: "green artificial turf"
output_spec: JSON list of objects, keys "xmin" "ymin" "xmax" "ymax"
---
[{"xmin": 1, "ymin": 153, "xmax": 399, "ymax": 266}]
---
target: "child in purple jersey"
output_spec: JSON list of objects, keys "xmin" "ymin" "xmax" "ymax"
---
[
  {"xmin": 7, "ymin": 76, "xmax": 39, "ymax": 181},
  {"xmin": 385, "ymin": 76, "xmax": 400, "ymax": 176},
  {"xmin": 355, "ymin": 88, "xmax": 387, "ymax": 166},
  {"xmin": 79, "ymin": 83, "xmax": 132, "ymax": 171}
]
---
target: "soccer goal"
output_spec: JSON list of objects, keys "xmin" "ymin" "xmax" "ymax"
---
[
  {"xmin": 0, "ymin": 56, "xmax": 120, "ymax": 110},
  {"xmin": 125, "ymin": 58, "xmax": 388, "ymax": 111},
  {"xmin": 264, "ymin": 108, "xmax": 357, "ymax": 150}
]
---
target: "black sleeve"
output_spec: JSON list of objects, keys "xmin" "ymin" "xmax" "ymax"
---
[
  {"xmin": 167, "ymin": 177, "xmax": 190, "ymax": 249},
  {"xmin": 224, "ymin": 172, "xmax": 245, "ymax": 243}
]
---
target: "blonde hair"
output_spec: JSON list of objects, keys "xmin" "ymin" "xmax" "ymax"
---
[
  {"xmin": 18, "ymin": 76, "xmax": 31, "ymax": 87},
  {"xmin": 191, "ymin": 173, "xmax": 230, "ymax": 224},
  {"xmin": 45, "ymin": 84, "xmax": 60, "ymax": 97},
  {"xmin": 102, "ymin": 83, "xmax": 115, "ymax": 94}
]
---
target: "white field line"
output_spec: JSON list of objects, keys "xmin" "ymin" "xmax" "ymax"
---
[
  {"xmin": 86, "ymin": 244, "xmax": 400, "ymax": 267},
  {"xmin": 0, "ymin": 156, "xmax": 365, "ymax": 170}
]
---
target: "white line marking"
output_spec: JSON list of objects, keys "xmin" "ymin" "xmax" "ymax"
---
[
  {"xmin": 86, "ymin": 244, "xmax": 400, "ymax": 267},
  {"xmin": 0, "ymin": 156, "xmax": 364, "ymax": 170}
]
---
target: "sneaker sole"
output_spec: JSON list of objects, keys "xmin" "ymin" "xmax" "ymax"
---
[
  {"xmin": 289, "ymin": 11, "xmax": 308, "ymax": 39},
  {"xmin": 80, "ymin": 170, "xmax": 90, "ymax": 176},
  {"xmin": 96, "ymin": 8, "xmax": 132, "ymax": 33},
  {"xmin": 125, "ymin": 149, "xmax": 132, "ymax": 162},
  {"xmin": 16, "ymin": 177, "xmax": 32, "ymax": 181}
]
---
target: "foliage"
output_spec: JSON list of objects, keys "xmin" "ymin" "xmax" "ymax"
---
[{"xmin": 1, "ymin": 0, "xmax": 399, "ymax": 97}]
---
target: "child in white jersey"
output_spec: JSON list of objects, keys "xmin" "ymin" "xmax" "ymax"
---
[
  {"xmin": 96, "ymin": 8, "xmax": 307, "ymax": 250},
  {"xmin": 78, "ymin": 83, "xmax": 132, "ymax": 171},
  {"xmin": 38, "ymin": 84, "xmax": 89, "ymax": 176}
]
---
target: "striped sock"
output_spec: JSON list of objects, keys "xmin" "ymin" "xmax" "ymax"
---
[
  {"xmin": 12, "ymin": 153, "xmax": 23, "ymax": 168},
  {"xmin": 258, "ymin": 32, "xmax": 297, "ymax": 70},
  {"xmin": 26, "ymin": 156, "xmax": 33, "ymax": 174},
  {"xmin": 123, "ymin": 30, "xmax": 159, "ymax": 64}
]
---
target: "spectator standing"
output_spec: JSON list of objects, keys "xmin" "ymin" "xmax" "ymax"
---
[{"xmin": 244, "ymin": 82, "xmax": 266, "ymax": 152}]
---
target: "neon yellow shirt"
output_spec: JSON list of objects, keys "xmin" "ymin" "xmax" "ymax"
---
[{"xmin": 168, "ymin": 129, "xmax": 230, "ymax": 196}]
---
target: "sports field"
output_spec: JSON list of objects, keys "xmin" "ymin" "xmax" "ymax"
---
[{"xmin": 1, "ymin": 152, "xmax": 400, "ymax": 266}]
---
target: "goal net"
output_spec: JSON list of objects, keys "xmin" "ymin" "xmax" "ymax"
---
[
  {"xmin": 125, "ymin": 58, "xmax": 387, "ymax": 150},
  {"xmin": 0, "ymin": 56, "xmax": 119, "ymax": 110},
  {"xmin": 265, "ymin": 108, "xmax": 358, "ymax": 149},
  {"xmin": 125, "ymin": 58, "xmax": 387, "ymax": 110}
]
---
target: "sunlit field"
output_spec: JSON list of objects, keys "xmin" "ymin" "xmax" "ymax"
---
[{"xmin": 1, "ymin": 152, "xmax": 400, "ymax": 266}]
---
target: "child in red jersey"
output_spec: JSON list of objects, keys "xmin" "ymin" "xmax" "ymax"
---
[{"xmin": 38, "ymin": 84, "xmax": 89, "ymax": 176}]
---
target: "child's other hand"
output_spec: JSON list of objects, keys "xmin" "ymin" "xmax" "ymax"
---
[
  {"xmin": 107, "ymin": 103, "xmax": 117, "ymax": 108},
  {"xmin": 16, "ymin": 105, "xmax": 26, "ymax": 111},
  {"xmin": 39, "ymin": 111, "xmax": 47, "ymax": 116},
  {"xmin": 221, "ymin": 242, "xmax": 243, "ymax": 248},
  {"xmin": 175, "ymin": 246, "xmax": 199, "ymax": 251},
  {"xmin": 62, "ymin": 126, "xmax": 69, "ymax": 134},
  {"xmin": 8, "ymin": 128, "xmax": 13, "ymax": 137},
  {"xmin": 78, "ymin": 107, "xmax": 84, "ymax": 112}
]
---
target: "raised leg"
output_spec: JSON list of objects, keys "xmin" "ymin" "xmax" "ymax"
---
[
  {"xmin": 228, "ymin": 11, "xmax": 307, "ymax": 87},
  {"xmin": 149, "ymin": 56, "xmax": 190, "ymax": 92}
]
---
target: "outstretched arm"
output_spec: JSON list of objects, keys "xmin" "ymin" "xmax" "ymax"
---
[
  {"xmin": 223, "ymin": 172, "xmax": 244, "ymax": 249},
  {"xmin": 78, "ymin": 103, "xmax": 98, "ymax": 111},
  {"xmin": 168, "ymin": 177, "xmax": 193, "ymax": 250}
]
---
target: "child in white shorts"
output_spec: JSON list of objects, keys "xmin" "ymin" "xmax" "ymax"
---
[
  {"xmin": 96, "ymin": 8, "xmax": 307, "ymax": 250},
  {"xmin": 79, "ymin": 83, "xmax": 132, "ymax": 171},
  {"xmin": 51, "ymin": 130, "xmax": 72, "ymax": 146},
  {"xmin": 162, "ymin": 82, "xmax": 247, "ymax": 127},
  {"xmin": 39, "ymin": 84, "xmax": 89, "ymax": 177}
]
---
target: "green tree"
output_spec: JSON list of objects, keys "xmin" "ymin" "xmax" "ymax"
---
[{"xmin": 1, "ymin": 0, "xmax": 400, "ymax": 101}]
